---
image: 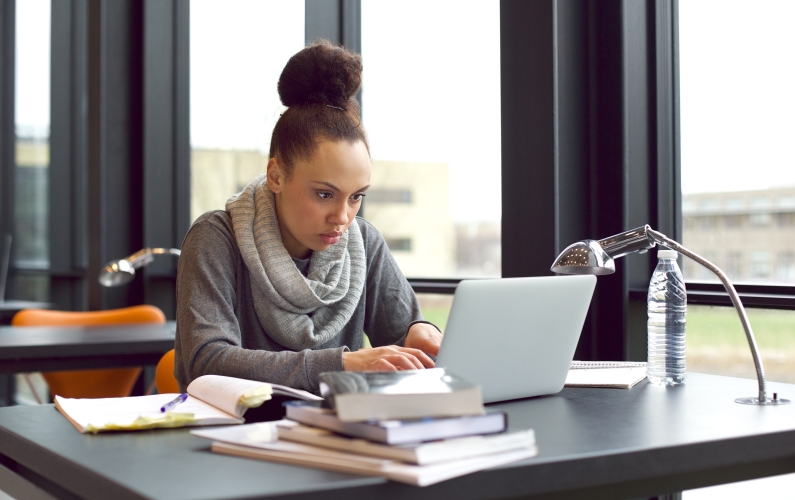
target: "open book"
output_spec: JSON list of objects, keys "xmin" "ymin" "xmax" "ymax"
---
[{"xmin": 55, "ymin": 375, "xmax": 321, "ymax": 434}]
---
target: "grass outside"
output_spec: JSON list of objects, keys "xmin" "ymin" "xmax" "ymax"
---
[
  {"xmin": 417, "ymin": 294, "xmax": 454, "ymax": 333},
  {"xmin": 687, "ymin": 305, "xmax": 795, "ymax": 383}
]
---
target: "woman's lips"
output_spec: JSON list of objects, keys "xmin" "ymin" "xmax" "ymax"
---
[{"xmin": 320, "ymin": 232, "xmax": 342, "ymax": 245}]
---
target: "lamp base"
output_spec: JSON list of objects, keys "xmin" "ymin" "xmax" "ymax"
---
[{"xmin": 735, "ymin": 396, "xmax": 790, "ymax": 405}]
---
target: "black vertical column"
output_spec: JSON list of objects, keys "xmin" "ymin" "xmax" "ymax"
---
[
  {"xmin": 50, "ymin": 0, "xmax": 89, "ymax": 312},
  {"xmin": 0, "ymin": 0, "xmax": 14, "ymax": 406},
  {"xmin": 0, "ymin": 0, "xmax": 15, "ymax": 256},
  {"xmin": 501, "ymin": 0, "xmax": 679, "ymax": 362},
  {"xmin": 86, "ymin": 0, "xmax": 145, "ymax": 312},
  {"xmin": 305, "ymin": 0, "xmax": 360, "ymax": 52},
  {"xmin": 141, "ymin": 0, "xmax": 190, "ymax": 318}
]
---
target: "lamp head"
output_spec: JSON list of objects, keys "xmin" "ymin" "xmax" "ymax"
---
[
  {"xmin": 98, "ymin": 259, "xmax": 136, "ymax": 287},
  {"xmin": 97, "ymin": 248, "xmax": 181, "ymax": 287},
  {"xmin": 551, "ymin": 226, "xmax": 657, "ymax": 275},
  {"xmin": 551, "ymin": 239, "xmax": 616, "ymax": 275}
]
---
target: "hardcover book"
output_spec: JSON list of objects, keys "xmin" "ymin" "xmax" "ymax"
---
[
  {"xmin": 285, "ymin": 400, "xmax": 506, "ymax": 444},
  {"xmin": 319, "ymin": 368, "xmax": 484, "ymax": 421}
]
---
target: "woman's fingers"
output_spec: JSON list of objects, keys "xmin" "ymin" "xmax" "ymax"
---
[
  {"xmin": 343, "ymin": 346, "xmax": 436, "ymax": 372},
  {"xmin": 387, "ymin": 352, "xmax": 423, "ymax": 370}
]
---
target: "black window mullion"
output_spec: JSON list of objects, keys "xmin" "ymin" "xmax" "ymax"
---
[
  {"xmin": 141, "ymin": 0, "xmax": 190, "ymax": 318},
  {"xmin": 0, "ymin": 0, "xmax": 15, "ymax": 274},
  {"xmin": 50, "ymin": 0, "xmax": 89, "ymax": 311}
]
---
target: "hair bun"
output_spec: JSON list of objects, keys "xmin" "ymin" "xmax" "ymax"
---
[{"xmin": 278, "ymin": 40, "xmax": 362, "ymax": 109}]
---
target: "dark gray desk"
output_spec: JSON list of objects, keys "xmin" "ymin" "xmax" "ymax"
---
[
  {"xmin": 1, "ymin": 373, "xmax": 794, "ymax": 500},
  {"xmin": 0, "ymin": 322, "xmax": 176, "ymax": 374}
]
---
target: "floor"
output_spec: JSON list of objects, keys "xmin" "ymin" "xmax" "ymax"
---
[{"xmin": 684, "ymin": 473, "xmax": 795, "ymax": 499}]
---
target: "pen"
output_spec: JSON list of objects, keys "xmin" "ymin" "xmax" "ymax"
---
[{"xmin": 160, "ymin": 393, "xmax": 188, "ymax": 413}]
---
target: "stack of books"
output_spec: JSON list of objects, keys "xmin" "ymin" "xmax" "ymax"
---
[{"xmin": 192, "ymin": 368, "xmax": 538, "ymax": 487}]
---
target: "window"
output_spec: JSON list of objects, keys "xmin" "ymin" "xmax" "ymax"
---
[
  {"xmin": 688, "ymin": 305, "xmax": 795, "ymax": 384},
  {"xmin": 361, "ymin": 0, "xmax": 501, "ymax": 279},
  {"xmin": 749, "ymin": 251, "xmax": 772, "ymax": 280},
  {"xmin": 384, "ymin": 238, "xmax": 412, "ymax": 252},
  {"xmin": 777, "ymin": 252, "xmax": 795, "ymax": 281},
  {"xmin": 189, "ymin": 0, "xmax": 304, "ymax": 223},
  {"xmin": 679, "ymin": 0, "xmax": 795, "ymax": 289},
  {"xmin": 366, "ymin": 189, "xmax": 413, "ymax": 204},
  {"xmin": 13, "ymin": 0, "xmax": 51, "ymax": 302}
]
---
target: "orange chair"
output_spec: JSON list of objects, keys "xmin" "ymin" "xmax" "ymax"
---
[
  {"xmin": 12, "ymin": 305, "xmax": 166, "ymax": 399},
  {"xmin": 155, "ymin": 349, "xmax": 179, "ymax": 394}
]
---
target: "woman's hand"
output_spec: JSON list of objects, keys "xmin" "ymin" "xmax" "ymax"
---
[
  {"xmin": 342, "ymin": 346, "xmax": 435, "ymax": 372},
  {"xmin": 405, "ymin": 322, "xmax": 443, "ymax": 357}
]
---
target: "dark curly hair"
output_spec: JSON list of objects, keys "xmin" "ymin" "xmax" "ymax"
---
[{"xmin": 269, "ymin": 40, "xmax": 368, "ymax": 173}]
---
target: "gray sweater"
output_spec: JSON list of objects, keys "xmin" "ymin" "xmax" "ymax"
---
[{"xmin": 174, "ymin": 211, "xmax": 423, "ymax": 392}]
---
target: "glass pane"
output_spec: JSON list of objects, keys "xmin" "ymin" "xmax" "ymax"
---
[
  {"xmin": 15, "ymin": 0, "xmax": 50, "ymax": 266},
  {"xmin": 679, "ymin": 0, "xmax": 795, "ymax": 284},
  {"xmin": 361, "ymin": 0, "xmax": 501, "ymax": 278},
  {"xmin": 14, "ymin": 0, "xmax": 51, "ymax": 301},
  {"xmin": 687, "ymin": 305, "xmax": 795, "ymax": 383},
  {"xmin": 190, "ymin": 0, "xmax": 305, "ymax": 223},
  {"xmin": 417, "ymin": 293, "xmax": 454, "ymax": 334}
]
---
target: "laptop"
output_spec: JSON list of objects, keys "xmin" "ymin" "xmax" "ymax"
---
[{"xmin": 435, "ymin": 275, "xmax": 596, "ymax": 403}]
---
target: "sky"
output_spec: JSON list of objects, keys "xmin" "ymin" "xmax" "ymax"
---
[
  {"xmin": 15, "ymin": 0, "xmax": 50, "ymax": 139},
  {"xmin": 15, "ymin": 1, "xmax": 795, "ymax": 215},
  {"xmin": 679, "ymin": 0, "xmax": 795, "ymax": 194}
]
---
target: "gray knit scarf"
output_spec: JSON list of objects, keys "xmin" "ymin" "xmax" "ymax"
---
[{"xmin": 226, "ymin": 174, "xmax": 366, "ymax": 350}]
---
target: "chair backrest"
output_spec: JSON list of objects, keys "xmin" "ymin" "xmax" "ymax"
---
[
  {"xmin": 12, "ymin": 305, "xmax": 166, "ymax": 327},
  {"xmin": 12, "ymin": 305, "xmax": 167, "ymax": 399},
  {"xmin": 155, "ymin": 349, "xmax": 179, "ymax": 394}
]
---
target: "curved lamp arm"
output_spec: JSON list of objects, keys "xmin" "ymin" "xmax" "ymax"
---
[
  {"xmin": 551, "ymin": 224, "xmax": 788, "ymax": 406},
  {"xmin": 98, "ymin": 248, "xmax": 182, "ymax": 288}
]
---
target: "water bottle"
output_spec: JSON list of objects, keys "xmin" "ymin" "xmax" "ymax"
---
[{"xmin": 647, "ymin": 249, "xmax": 687, "ymax": 385}]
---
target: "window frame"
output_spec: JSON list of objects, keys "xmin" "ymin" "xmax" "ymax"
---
[{"xmin": 0, "ymin": 0, "xmax": 793, "ymax": 345}]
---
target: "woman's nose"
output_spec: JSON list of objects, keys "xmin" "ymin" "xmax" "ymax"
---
[{"xmin": 328, "ymin": 202, "xmax": 349, "ymax": 226}]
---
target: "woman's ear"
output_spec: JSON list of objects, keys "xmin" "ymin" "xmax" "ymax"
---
[{"xmin": 266, "ymin": 158, "xmax": 284, "ymax": 193}]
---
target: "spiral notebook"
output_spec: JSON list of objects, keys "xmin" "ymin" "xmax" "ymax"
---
[{"xmin": 565, "ymin": 361, "xmax": 647, "ymax": 389}]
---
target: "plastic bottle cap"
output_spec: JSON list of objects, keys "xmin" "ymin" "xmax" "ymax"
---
[{"xmin": 657, "ymin": 250, "xmax": 678, "ymax": 259}]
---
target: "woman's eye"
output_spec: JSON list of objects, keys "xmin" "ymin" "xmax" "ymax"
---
[
  {"xmin": 351, "ymin": 193, "xmax": 366, "ymax": 202},
  {"xmin": 317, "ymin": 191, "xmax": 333, "ymax": 200}
]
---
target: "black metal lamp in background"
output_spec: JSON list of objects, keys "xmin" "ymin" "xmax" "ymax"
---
[
  {"xmin": 98, "ymin": 248, "xmax": 181, "ymax": 287},
  {"xmin": 551, "ymin": 225, "xmax": 789, "ymax": 406}
]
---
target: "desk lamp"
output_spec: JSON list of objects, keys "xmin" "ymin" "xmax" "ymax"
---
[
  {"xmin": 98, "ymin": 248, "xmax": 181, "ymax": 287},
  {"xmin": 551, "ymin": 224, "xmax": 789, "ymax": 406}
]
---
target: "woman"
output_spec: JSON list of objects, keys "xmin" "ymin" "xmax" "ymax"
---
[{"xmin": 174, "ymin": 41, "xmax": 442, "ymax": 392}]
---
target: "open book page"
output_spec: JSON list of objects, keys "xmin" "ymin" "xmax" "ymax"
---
[
  {"xmin": 187, "ymin": 375, "xmax": 275, "ymax": 418},
  {"xmin": 271, "ymin": 384, "xmax": 322, "ymax": 401},
  {"xmin": 55, "ymin": 394, "xmax": 242, "ymax": 434}
]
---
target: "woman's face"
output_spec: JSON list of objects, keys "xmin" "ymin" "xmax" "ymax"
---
[{"xmin": 267, "ymin": 139, "xmax": 371, "ymax": 259}]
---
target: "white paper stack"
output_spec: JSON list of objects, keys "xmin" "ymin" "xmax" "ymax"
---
[{"xmin": 191, "ymin": 421, "xmax": 537, "ymax": 487}]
